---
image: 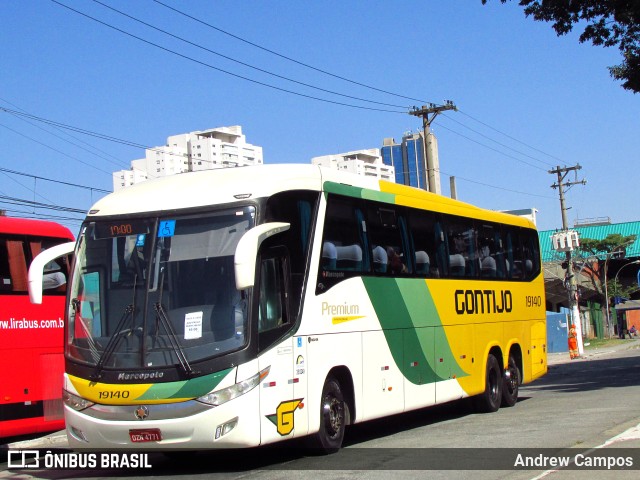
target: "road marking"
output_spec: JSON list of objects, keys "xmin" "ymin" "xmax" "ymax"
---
[{"xmin": 529, "ymin": 422, "xmax": 640, "ymax": 479}]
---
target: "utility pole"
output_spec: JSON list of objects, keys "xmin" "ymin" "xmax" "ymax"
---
[
  {"xmin": 409, "ymin": 101, "xmax": 457, "ymax": 194},
  {"xmin": 550, "ymin": 164, "xmax": 587, "ymax": 355}
]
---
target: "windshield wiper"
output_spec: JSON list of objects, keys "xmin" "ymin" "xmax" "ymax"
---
[
  {"xmin": 154, "ymin": 303, "xmax": 195, "ymax": 377},
  {"xmin": 90, "ymin": 304, "xmax": 136, "ymax": 381},
  {"xmin": 71, "ymin": 298, "xmax": 101, "ymax": 364}
]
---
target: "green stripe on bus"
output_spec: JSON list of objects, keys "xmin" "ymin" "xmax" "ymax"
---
[
  {"xmin": 323, "ymin": 181, "xmax": 396, "ymax": 204},
  {"xmin": 362, "ymin": 277, "xmax": 467, "ymax": 384},
  {"xmin": 138, "ymin": 368, "xmax": 233, "ymax": 401}
]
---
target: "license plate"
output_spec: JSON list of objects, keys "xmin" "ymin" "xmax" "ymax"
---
[{"xmin": 129, "ymin": 428, "xmax": 162, "ymax": 443}]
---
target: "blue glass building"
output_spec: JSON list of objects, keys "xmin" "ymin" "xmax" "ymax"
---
[{"xmin": 381, "ymin": 134, "xmax": 427, "ymax": 189}]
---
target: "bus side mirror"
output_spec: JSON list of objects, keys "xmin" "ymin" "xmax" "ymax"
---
[
  {"xmin": 235, "ymin": 223, "xmax": 290, "ymax": 289},
  {"xmin": 28, "ymin": 241, "xmax": 75, "ymax": 304}
]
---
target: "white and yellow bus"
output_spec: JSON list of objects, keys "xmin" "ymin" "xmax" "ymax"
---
[{"xmin": 30, "ymin": 164, "xmax": 546, "ymax": 452}]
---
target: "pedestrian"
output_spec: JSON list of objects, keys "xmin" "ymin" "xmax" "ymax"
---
[{"xmin": 568, "ymin": 324, "xmax": 579, "ymax": 359}]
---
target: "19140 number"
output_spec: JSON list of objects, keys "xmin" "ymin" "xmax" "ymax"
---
[
  {"xmin": 525, "ymin": 295, "xmax": 542, "ymax": 308},
  {"xmin": 98, "ymin": 390, "xmax": 130, "ymax": 400}
]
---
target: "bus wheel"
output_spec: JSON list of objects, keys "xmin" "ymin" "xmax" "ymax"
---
[
  {"xmin": 473, "ymin": 354, "xmax": 502, "ymax": 413},
  {"xmin": 313, "ymin": 376, "xmax": 346, "ymax": 453},
  {"xmin": 501, "ymin": 355, "xmax": 520, "ymax": 407}
]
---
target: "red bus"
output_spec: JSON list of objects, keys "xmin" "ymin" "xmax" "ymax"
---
[{"xmin": 0, "ymin": 216, "xmax": 75, "ymax": 439}]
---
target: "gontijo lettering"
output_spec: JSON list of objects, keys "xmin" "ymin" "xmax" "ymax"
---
[{"xmin": 455, "ymin": 289, "xmax": 513, "ymax": 315}]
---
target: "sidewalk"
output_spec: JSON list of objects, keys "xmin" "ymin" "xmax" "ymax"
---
[{"xmin": 547, "ymin": 336, "xmax": 640, "ymax": 366}]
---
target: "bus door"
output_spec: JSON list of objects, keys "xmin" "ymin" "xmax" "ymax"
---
[{"xmin": 256, "ymin": 249, "xmax": 297, "ymax": 445}]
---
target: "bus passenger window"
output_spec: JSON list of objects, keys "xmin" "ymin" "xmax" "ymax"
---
[
  {"xmin": 367, "ymin": 205, "xmax": 409, "ymax": 275},
  {"xmin": 522, "ymin": 230, "xmax": 541, "ymax": 280},
  {"xmin": 446, "ymin": 219, "xmax": 479, "ymax": 278},
  {"xmin": 505, "ymin": 229, "xmax": 524, "ymax": 280},
  {"xmin": 479, "ymin": 223, "xmax": 506, "ymax": 279},
  {"xmin": 407, "ymin": 211, "xmax": 441, "ymax": 277},
  {"xmin": 320, "ymin": 195, "xmax": 367, "ymax": 273},
  {"xmin": 0, "ymin": 238, "xmax": 27, "ymax": 292}
]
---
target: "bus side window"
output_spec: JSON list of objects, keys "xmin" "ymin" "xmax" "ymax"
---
[
  {"xmin": 446, "ymin": 217, "xmax": 479, "ymax": 278},
  {"xmin": 258, "ymin": 248, "xmax": 290, "ymax": 352},
  {"xmin": 320, "ymin": 195, "xmax": 367, "ymax": 273},
  {"xmin": 0, "ymin": 237, "xmax": 28, "ymax": 292},
  {"xmin": 505, "ymin": 228, "xmax": 525, "ymax": 280},
  {"xmin": 407, "ymin": 210, "xmax": 440, "ymax": 277},
  {"xmin": 367, "ymin": 205, "xmax": 409, "ymax": 275},
  {"xmin": 479, "ymin": 223, "xmax": 507, "ymax": 279},
  {"xmin": 522, "ymin": 229, "xmax": 541, "ymax": 280}
]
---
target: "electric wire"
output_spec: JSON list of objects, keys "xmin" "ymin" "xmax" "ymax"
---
[
  {"xmin": 434, "ymin": 122, "xmax": 549, "ymax": 172},
  {"xmin": 0, "ymin": 167, "xmax": 110, "ymax": 193},
  {"xmin": 152, "ymin": 0, "xmax": 430, "ymax": 105},
  {"xmin": 440, "ymin": 113, "xmax": 556, "ymax": 169},
  {"xmin": 437, "ymin": 170, "xmax": 555, "ymax": 199},
  {"xmin": 50, "ymin": 0, "xmax": 407, "ymax": 114},
  {"xmin": 152, "ymin": 0, "xmax": 566, "ymax": 167},
  {"xmin": 1, "ymin": 168, "xmax": 58, "ymax": 206},
  {"xmin": 0, "ymin": 96, "xmax": 127, "ymax": 168},
  {"xmin": 14, "ymin": 1, "xmax": 567, "ymax": 204},
  {"xmin": 1, "ymin": 107, "xmax": 187, "ymax": 162},
  {"xmin": 0, "ymin": 194, "xmax": 86, "ymax": 214},
  {"xmin": 91, "ymin": 0, "xmax": 411, "ymax": 110},
  {"xmin": 50, "ymin": 0, "xmax": 567, "ymax": 178},
  {"xmin": 458, "ymin": 109, "xmax": 566, "ymax": 164},
  {"xmin": 0, "ymin": 121, "xmax": 114, "ymax": 175},
  {"xmin": 0, "ymin": 208, "xmax": 84, "ymax": 224}
]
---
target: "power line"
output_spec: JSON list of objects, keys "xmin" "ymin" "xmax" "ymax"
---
[
  {"xmin": 152, "ymin": 0, "xmax": 431, "ymax": 105},
  {"xmin": 0, "ymin": 96, "xmax": 127, "ymax": 168},
  {"xmin": 434, "ymin": 122, "xmax": 549, "ymax": 172},
  {"xmin": 0, "ymin": 121, "xmax": 114, "ymax": 175},
  {"xmin": 440, "ymin": 113, "xmax": 556, "ymax": 169},
  {"xmin": 151, "ymin": 0, "xmax": 571, "ymax": 169},
  {"xmin": 0, "ymin": 167, "xmax": 110, "ymax": 193},
  {"xmin": 0, "ymin": 194, "xmax": 87, "ymax": 214},
  {"xmin": 438, "ymin": 169, "xmax": 554, "ymax": 199},
  {"xmin": 50, "ymin": 0, "xmax": 407, "ymax": 114},
  {"xmin": 0, "ymin": 107, "xmax": 187, "ymax": 162},
  {"xmin": 0, "ymin": 208, "xmax": 84, "ymax": 224},
  {"xmin": 91, "ymin": 0, "xmax": 411, "ymax": 110},
  {"xmin": 457, "ymin": 109, "xmax": 566, "ymax": 164},
  {"xmin": 1, "ymin": 168, "xmax": 58, "ymax": 206}
]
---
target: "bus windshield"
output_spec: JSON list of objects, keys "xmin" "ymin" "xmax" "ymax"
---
[{"xmin": 67, "ymin": 207, "xmax": 255, "ymax": 372}]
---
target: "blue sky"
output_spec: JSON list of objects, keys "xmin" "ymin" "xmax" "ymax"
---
[{"xmin": 1, "ymin": 0, "xmax": 638, "ymax": 233}]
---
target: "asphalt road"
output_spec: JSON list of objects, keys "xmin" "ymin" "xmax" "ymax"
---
[{"xmin": 3, "ymin": 343, "xmax": 640, "ymax": 479}]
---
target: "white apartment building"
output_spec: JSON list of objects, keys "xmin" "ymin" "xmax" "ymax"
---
[
  {"xmin": 311, "ymin": 148, "xmax": 395, "ymax": 182},
  {"xmin": 113, "ymin": 126, "xmax": 263, "ymax": 190}
]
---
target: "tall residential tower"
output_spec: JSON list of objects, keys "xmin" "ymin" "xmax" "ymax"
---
[{"xmin": 113, "ymin": 126, "xmax": 263, "ymax": 191}]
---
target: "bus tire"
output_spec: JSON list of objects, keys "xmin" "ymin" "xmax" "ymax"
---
[
  {"xmin": 501, "ymin": 355, "xmax": 520, "ymax": 407},
  {"xmin": 312, "ymin": 376, "xmax": 346, "ymax": 454},
  {"xmin": 473, "ymin": 354, "xmax": 502, "ymax": 413}
]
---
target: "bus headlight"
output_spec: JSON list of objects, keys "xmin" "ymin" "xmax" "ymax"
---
[
  {"xmin": 63, "ymin": 390, "xmax": 95, "ymax": 411},
  {"xmin": 198, "ymin": 366, "xmax": 270, "ymax": 407}
]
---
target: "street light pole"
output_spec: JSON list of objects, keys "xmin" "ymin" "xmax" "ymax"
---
[
  {"xmin": 610, "ymin": 260, "xmax": 640, "ymax": 336},
  {"xmin": 604, "ymin": 256, "xmax": 611, "ymax": 338},
  {"xmin": 613, "ymin": 259, "xmax": 640, "ymax": 286},
  {"xmin": 602, "ymin": 245, "xmax": 634, "ymax": 338}
]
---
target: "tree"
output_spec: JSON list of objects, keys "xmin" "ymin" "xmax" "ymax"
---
[
  {"xmin": 574, "ymin": 233, "xmax": 637, "ymax": 301},
  {"xmin": 482, "ymin": 1, "xmax": 640, "ymax": 93}
]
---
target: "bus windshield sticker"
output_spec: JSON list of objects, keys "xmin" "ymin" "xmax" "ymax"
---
[
  {"xmin": 136, "ymin": 234, "xmax": 146, "ymax": 247},
  {"xmin": 184, "ymin": 311, "xmax": 203, "ymax": 340},
  {"xmin": 158, "ymin": 220, "xmax": 176, "ymax": 238}
]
